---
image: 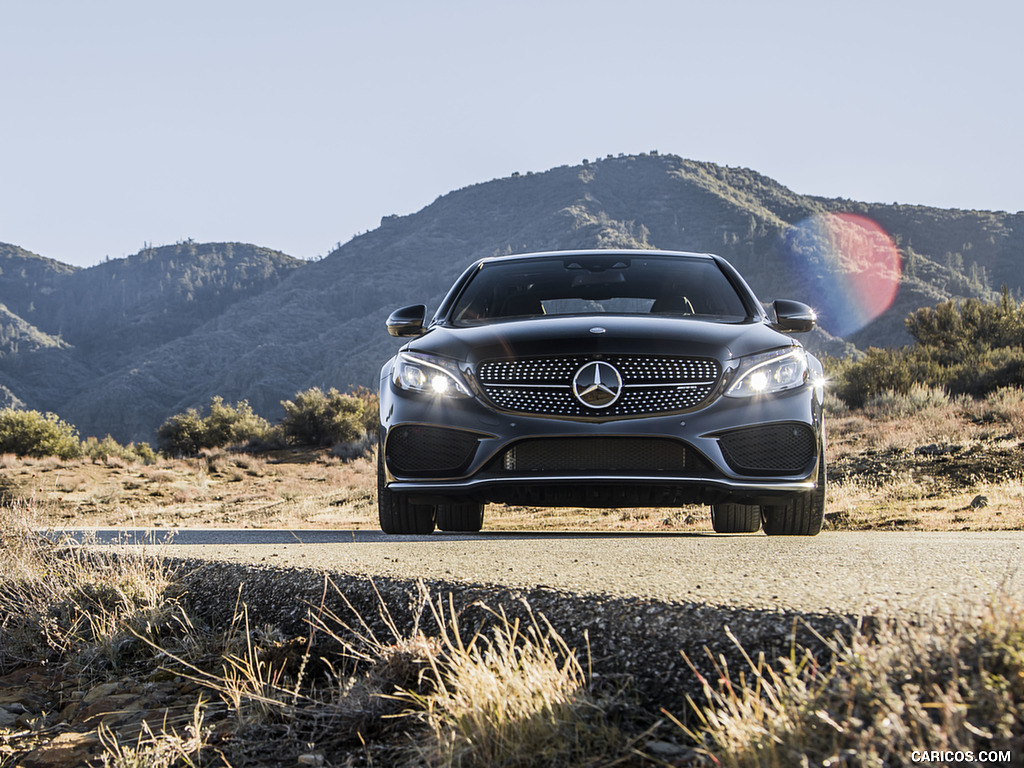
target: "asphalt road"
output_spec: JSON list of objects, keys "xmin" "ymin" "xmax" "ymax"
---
[{"xmin": 71, "ymin": 529, "xmax": 1024, "ymax": 616}]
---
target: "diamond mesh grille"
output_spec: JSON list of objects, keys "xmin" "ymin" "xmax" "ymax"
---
[{"xmin": 476, "ymin": 355, "xmax": 721, "ymax": 417}]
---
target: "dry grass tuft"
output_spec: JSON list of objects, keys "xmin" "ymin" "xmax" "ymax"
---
[
  {"xmin": 95, "ymin": 706, "xmax": 209, "ymax": 768},
  {"xmin": 673, "ymin": 601, "xmax": 1024, "ymax": 766},
  {"xmin": 0, "ymin": 499, "xmax": 180, "ymax": 674},
  {"xmin": 396, "ymin": 596, "xmax": 633, "ymax": 767}
]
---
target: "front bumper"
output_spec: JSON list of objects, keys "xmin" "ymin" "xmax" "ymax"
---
[{"xmin": 380, "ymin": 374, "xmax": 824, "ymax": 508}]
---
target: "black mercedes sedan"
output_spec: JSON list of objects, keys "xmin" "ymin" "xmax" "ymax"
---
[{"xmin": 378, "ymin": 250, "xmax": 826, "ymax": 536}]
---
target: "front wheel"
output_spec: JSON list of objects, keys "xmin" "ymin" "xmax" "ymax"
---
[
  {"xmin": 761, "ymin": 453, "xmax": 826, "ymax": 536},
  {"xmin": 436, "ymin": 502, "xmax": 485, "ymax": 532},
  {"xmin": 710, "ymin": 503, "xmax": 762, "ymax": 533},
  {"xmin": 377, "ymin": 449, "xmax": 436, "ymax": 535}
]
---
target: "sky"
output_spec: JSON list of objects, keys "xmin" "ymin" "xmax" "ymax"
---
[{"xmin": 2, "ymin": 0, "xmax": 1022, "ymax": 268}]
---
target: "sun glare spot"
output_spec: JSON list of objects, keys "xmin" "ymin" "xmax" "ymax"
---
[{"xmin": 784, "ymin": 213, "xmax": 901, "ymax": 337}]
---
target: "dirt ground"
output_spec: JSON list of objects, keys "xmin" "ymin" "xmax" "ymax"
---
[{"xmin": 4, "ymin": 407, "xmax": 1023, "ymax": 533}]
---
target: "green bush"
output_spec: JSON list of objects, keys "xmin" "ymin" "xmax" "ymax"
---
[
  {"xmin": 0, "ymin": 409, "xmax": 82, "ymax": 459},
  {"xmin": 83, "ymin": 436, "xmax": 157, "ymax": 464},
  {"xmin": 280, "ymin": 387, "xmax": 367, "ymax": 447},
  {"xmin": 157, "ymin": 397, "xmax": 270, "ymax": 456},
  {"xmin": 157, "ymin": 388, "xmax": 378, "ymax": 457},
  {"xmin": 349, "ymin": 385, "xmax": 381, "ymax": 436},
  {"xmin": 203, "ymin": 397, "xmax": 271, "ymax": 447},
  {"xmin": 907, "ymin": 289, "xmax": 1024, "ymax": 356},
  {"xmin": 156, "ymin": 408, "xmax": 207, "ymax": 456},
  {"xmin": 829, "ymin": 291, "xmax": 1024, "ymax": 408}
]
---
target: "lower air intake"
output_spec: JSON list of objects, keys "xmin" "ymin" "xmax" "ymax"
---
[
  {"xmin": 386, "ymin": 426, "xmax": 480, "ymax": 476},
  {"xmin": 718, "ymin": 423, "xmax": 816, "ymax": 475},
  {"xmin": 503, "ymin": 437, "xmax": 706, "ymax": 473}
]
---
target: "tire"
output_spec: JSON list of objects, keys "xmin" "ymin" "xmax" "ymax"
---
[
  {"xmin": 710, "ymin": 503, "xmax": 762, "ymax": 533},
  {"xmin": 761, "ymin": 451, "xmax": 826, "ymax": 536},
  {"xmin": 436, "ymin": 502, "xmax": 485, "ymax": 532},
  {"xmin": 377, "ymin": 448, "xmax": 436, "ymax": 534}
]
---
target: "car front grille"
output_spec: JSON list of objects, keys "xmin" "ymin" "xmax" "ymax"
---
[
  {"xmin": 501, "ymin": 437, "xmax": 709, "ymax": 473},
  {"xmin": 386, "ymin": 425, "xmax": 480, "ymax": 476},
  {"xmin": 718, "ymin": 423, "xmax": 817, "ymax": 475},
  {"xmin": 476, "ymin": 355, "xmax": 721, "ymax": 418}
]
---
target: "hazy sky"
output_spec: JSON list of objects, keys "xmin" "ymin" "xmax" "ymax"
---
[{"xmin": 3, "ymin": 1, "xmax": 1021, "ymax": 267}]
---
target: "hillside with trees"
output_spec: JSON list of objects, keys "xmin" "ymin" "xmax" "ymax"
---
[{"xmin": 1, "ymin": 153, "xmax": 1021, "ymax": 441}]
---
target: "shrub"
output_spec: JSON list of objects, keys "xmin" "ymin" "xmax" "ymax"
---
[
  {"xmin": 156, "ymin": 408, "xmax": 207, "ymax": 456},
  {"xmin": 157, "ymin": 397, "xmax": 270, "ymax": 456},
  {"xmin": 0, "ymin": 408, "xmax": 82, "ymax": 459},
  {"xmin": 133, "ymin": 441, "xmax": 158, "ymax": 464},
  {"xmin": 829, "ymin": 345, "xmax": 1024, "ymax": 408},
  {"xmin": 83, "ymin": 435, "xmax": 158, "ymax": 465},
  {"xmin": 976, "ymin": 386, "xmax": 1024, "ymax": 433},
  {"xmin": 349, "ymin": 385, "xmax": 381, "ymax": 436},
  {"xmin": 907, "ymin": 289, "xmax": 1024, "ymax": 357},
  {"xmin": 279, "ymin": 387, "xmax": 367, "ymax": 447},
  {"xmin": 827, "ymin": 292, "xmax": 1024, "ymax": 408},
  {"xmin": 203, "ymin": 397, "xmax": 271, "ymax": 447},
  {"xmin": 862, "ymin": 383, "xmax": 950, "ymax": 418}
]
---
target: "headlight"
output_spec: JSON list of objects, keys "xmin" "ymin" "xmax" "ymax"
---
[
  {"xmin": 725, "ymin": 348, "xmax": 808, "ymax": 398},
  {"xmin": 393, "ymin": 352, "xmax": 472, "ymax": 398}
]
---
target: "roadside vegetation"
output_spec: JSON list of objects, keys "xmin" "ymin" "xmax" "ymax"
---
[
  {"xmin": 1, "ymin": 498, "xmax": 1021, "ymax": 766},
  {"xmin": 155, "ymin": 385, "xmax": 379, "ymax": 458},
  {"xmin": 0, "ymin": 386, "xmax": 380, "ymax": 465}
]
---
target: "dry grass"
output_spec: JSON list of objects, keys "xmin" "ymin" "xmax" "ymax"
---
[
  {"xmin": 672, "ymin": 601, "xmax": 1024, "ymax": 766},
  {"xmin": 389, "ymin": 596, "xmax": 634, "ymax": 767},
  {"xmin": 0, "ymin": 447, "xmax": 380, "ymax": 531},
  {"xmin": 94, "ymin": 708, "xmax": 208, "ymax": 768},
  {"xmin": 0, "ymin": 510, "xmax": 638, "ymax": 765},
  {"xmin": 0, "ymin": 500, "xmax": 180, "ymax": 674},
  {"xmin": 825, "ymin": 475, "xmax": 1024, "ymax": 532}
]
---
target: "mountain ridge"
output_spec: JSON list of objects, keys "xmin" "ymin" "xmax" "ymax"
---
[{"xmin": 1, "ymin": 153, "xmax": 1018, "ymax": 442}]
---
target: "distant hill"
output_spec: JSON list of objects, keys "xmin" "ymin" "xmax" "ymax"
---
[
  {"xmin": 0, "ymin": 241, "xmax": 302, "ymax": 438},
  {"xmin": 1, "ymin": 154, "xmax": 1019, "ymax": 442}
]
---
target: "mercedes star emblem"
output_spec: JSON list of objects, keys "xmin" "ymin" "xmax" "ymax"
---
[{"xmin": 572, "ymin": 361, "xmax": 623, "ymax": 409}]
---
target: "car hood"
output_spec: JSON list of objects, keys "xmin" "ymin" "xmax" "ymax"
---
[{"xmin": 404, "ymin": 315, "xmax": 798, "ymax": 365}]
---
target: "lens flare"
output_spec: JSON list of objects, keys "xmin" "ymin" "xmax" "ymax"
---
[{"xmin": 783, "ymin": 213, "xmax": 901, "ymax": 337}]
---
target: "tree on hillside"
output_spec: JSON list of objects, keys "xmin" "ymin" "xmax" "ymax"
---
[{"xmin": 906, "ymin": 288, "xmax": 1024, "ymax": 358}]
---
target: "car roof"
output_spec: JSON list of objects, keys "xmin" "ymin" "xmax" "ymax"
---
[{"xmin": 476, "ymin": 249, "xmax": 717, "ymax": 267}]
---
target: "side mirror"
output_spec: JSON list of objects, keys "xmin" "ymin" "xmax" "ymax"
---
[
  {"xmin": 386, "ymin": 304, "xmax": 427, "ymax": 337},
  {"xmin": 772, "ymin": 299, "xmax": 816, "ymax": 333}
]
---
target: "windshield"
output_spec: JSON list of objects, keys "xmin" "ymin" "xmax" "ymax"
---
[{"xmin": 448, "ymin": 254, "xmax": 751, "ymax": 325}]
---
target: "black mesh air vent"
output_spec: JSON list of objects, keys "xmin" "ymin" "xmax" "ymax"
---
[
  {"xmin": 386, "ymin": 426, "xmax": 480, "ymax": 476},
  {"xmin": 718, "ymin": 423, "xmax": 816, "ymax": 475},
  {"xmin": 502, "ymin": 437, "xmax": 707, "ymax": 473}
]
